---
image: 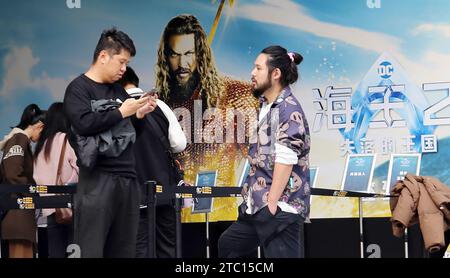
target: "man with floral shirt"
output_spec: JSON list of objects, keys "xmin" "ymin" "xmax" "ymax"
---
[{"xmin": 218, "ymin": 45, "xmax": 310, "ymax": 258}]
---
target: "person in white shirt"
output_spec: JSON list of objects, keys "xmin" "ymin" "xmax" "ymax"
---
[{"xmin": 118, "ymin": 66, "xmax": 186, "ymax": 258}]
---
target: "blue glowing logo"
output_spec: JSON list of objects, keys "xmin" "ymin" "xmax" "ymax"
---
[
  {"xmin": 378, "ymin": 61, "xmax": 394, "ymax": 79},
  {"xmin": 340, "ymin": 53, "xmax": 436, "ymax": 153}
]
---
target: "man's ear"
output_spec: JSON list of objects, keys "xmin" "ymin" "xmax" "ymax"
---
[
  {"xmin": 271, "ymin": 68, "xmax": 281, "ymax": 82},
  {"xmin": 98, "ymin": 50, "xmax": 109, "ymax": 64}
]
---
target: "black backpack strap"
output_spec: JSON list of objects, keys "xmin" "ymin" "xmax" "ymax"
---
[
  {"xmin": 145, "ymin": 112, "xmax": 183, "ymax": 183},
  {"xmin": 145, "ymin": 113, "xmax": 171, "ymax": 152}
]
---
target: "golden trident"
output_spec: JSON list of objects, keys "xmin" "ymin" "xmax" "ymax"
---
[{"xmin": 208, "ymin": 0, "xmax": 235, "ymax": 45}]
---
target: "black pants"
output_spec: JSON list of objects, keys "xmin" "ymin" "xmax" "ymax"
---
[
  {"xmin": 136, "ymin": 205, "xmax": 176, "ymax": 258},
  {"xmin": 74, "ymin": 170, "xmax": 140, "ymax": 258},
  {"xmin": 218, "ymin": 204, "xmax": 305, "ymax": 258},
  {"xmin": 46, "ymin": 214, "xmax": 73, "ymax": 258}
]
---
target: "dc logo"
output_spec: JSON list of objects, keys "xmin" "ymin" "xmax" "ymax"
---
[
  {"xmin": 367, "ymin": 0, "xmax": 381, "ymax": 9},
  {"xmin": 66, "ymin": 0, "xmax": 81, "ymax": 9},
  {"xmin": 378, "ymin": 61, "xmax": 394, "ymax": 79}
]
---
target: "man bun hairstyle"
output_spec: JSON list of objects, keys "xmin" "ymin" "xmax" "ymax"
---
[{"xmin": 261, "ymin": 45, "xmax": 303, "ymax": 87}]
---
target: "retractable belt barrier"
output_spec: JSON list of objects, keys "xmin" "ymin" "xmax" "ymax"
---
[
  {"xmin": 1, "ymin": 182, "xmax": 397, "ymax": 259},
  {"xmin": 152, "ymin": 184, "xmax": 395, "ymax": 199},
  {"xmin": 146, "ymin": 182, "xmax": 396, "ymax": 258},
  {"xmin": 0, "ymin": 184, "xmax": 76, "ymax": 210}
]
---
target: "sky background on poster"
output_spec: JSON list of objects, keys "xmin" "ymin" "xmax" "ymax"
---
[{"xmin": 1, "ymin": 0, "xmax": 450, "ymax": 188}]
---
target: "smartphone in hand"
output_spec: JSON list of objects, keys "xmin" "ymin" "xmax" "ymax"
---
[
  {"xmin": 141, "ymin": 91, "xmax": 155, "ymax": 98},
  {"xmin": 142, "ymin": 88, "xmax": 159, "ymax": 99}
]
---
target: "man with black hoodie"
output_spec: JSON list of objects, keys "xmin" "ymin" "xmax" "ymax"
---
[
  {"xmin": 64, "ymin": 28, "xmax": 156, "ymax": 258},
  {"xmin": 118, "ymin": 66, "xmax": 186, "ymax": 258}
]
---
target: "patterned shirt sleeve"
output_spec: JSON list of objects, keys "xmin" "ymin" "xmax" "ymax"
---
[{"xmin": 275, "ymin": 102, "xmax": 308, "ymax": 157}]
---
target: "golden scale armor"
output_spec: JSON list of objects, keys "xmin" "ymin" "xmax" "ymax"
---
[{"xmin": 170, "ymin": 77, "xmax": 258, "ymax": 222}]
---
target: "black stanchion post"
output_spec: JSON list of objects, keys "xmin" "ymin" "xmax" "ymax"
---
[
  {"xmin": 359, "ymin": 197, "xmax": 364, "ymax": 258},
  {"xmin": 174, "ymin": 197, "xmax": 182, "ymax": 258},
  {"xmin": 70, "ymin": 188, "xmax": 75, "ymax": 256},
  {"xmin": 205, "ymin": 212, "xmax": 210, "ymax": 258},
  {"xmin": 404, "ymin": 228, "xmax": 409, "ymax": 258},
  {"xmin": 146, "ymin": 181, "xmax": 157, "ymax": 258}
]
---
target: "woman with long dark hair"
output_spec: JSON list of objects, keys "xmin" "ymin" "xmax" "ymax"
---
[
  {"xmin": 0, "ymin": 104, "xmax": 45, "ymax": 258},
  {"xmin": 34, "ymin": 102, "xmax": 78, "ymax": 258}
]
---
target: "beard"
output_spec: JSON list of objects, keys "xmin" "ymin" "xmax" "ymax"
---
[
  {"xmin": 169, "ymin": 70, "xmax": 200, "ymax": 103},
  {"xmin": 252, "ymin": 78, "xmax": 272, "ymax": 98}
]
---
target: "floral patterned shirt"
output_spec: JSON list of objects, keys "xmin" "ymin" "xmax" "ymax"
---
[{"xmin": 242, "ymin": 86, "xmax": 311, "ymax": 220}]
